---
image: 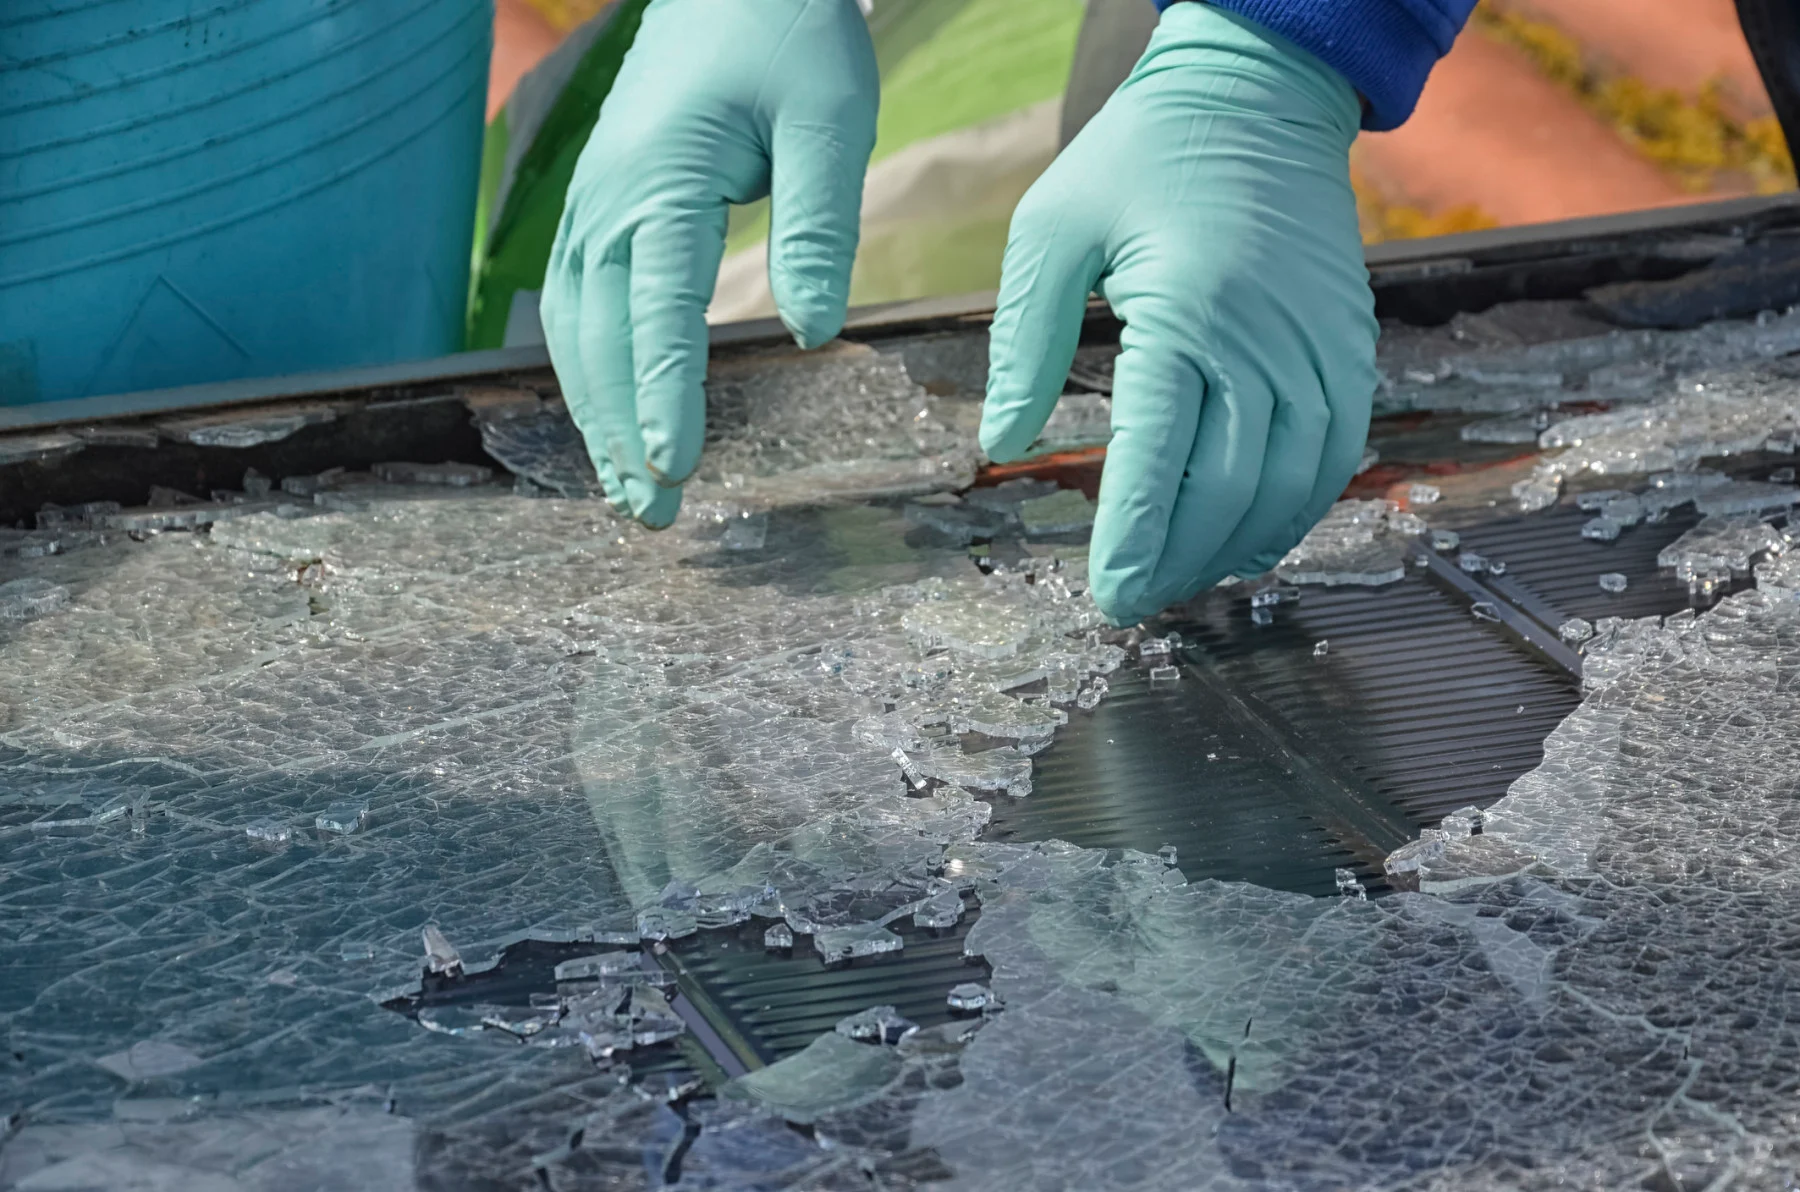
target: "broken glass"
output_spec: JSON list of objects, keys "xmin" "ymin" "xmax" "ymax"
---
[
  {"xmin": 14, "ymin": 303, "xmax": 1800, "ymax": 1189},
  {"xmin": 1559, "ymin": 617, "xmax": 1595, "ymax": 645},
  {"xmin": 158, "ymin": 405, "xmax": 337, "ymax": 448},
  {"xmin": 1275, "ymin": 499, "xmax": 1413, "ymax": 587},
  {"xmin": 1657, "ymin": 513, "xmax": 1788, "ymax": 577}
]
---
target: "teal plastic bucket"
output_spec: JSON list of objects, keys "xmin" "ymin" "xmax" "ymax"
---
[{"xmin": 0, "ymin": 0, "xmax": 493, "ymax": 406}]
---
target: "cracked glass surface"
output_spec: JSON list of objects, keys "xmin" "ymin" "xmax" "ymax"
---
[{"xmin": 7, "ymin": 316, "xmax": 1800, "ymax": 1190}]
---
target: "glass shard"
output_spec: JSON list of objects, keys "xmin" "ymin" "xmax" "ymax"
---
[
  {"xmin": 315, "ymin": 801, "xmax": 368, "ymax": 835},
  {"xmin": 835, "ymin": 1005, "xmax": 919, "ymax": 1045},
  {"xmin": 945, "ymin": 983, "xmax": 996, "ymax": 1013},
  {"xmin": 0, "ymin": 577, "xmax": 69, "ymax": 620},
  {"xmin": 814, "ymin": 922, "xmax": 904, "ymax": 964},
  {"xmin": 421, "ymin": 925, "xmax": 462, "ymax": 976}
]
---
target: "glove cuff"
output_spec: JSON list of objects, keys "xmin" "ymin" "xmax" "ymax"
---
[{"xmin": 1156, "ymin": 0, "xmax": 1475, "ymax": 131}]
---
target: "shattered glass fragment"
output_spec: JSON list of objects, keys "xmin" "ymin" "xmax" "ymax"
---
[
  {"xmin": 1580, "ymin": 516, "xmax": 1622, "ymax": 542},
  {"xmin": 1407, "ymin": 483, "xmax": 1441, "ymax": 505},
  {"xmin": 314, "ymin": 801, "xmax": 368, "ymax": 835},
  {"xmin": 1248, "ymin": 586, "xmax": 1300, "ymax": 610},
  {"xmin": 1157, "ymin": 844, "xmax": 1178, "ymax": 866},
  {"xmin": 1138, "ymin": 637, "xmax": 1171, "ymax": 658},
  {"xmin": 1386, "ymin": 511, "xmax": 1427, "ymax": 537},
  {"xmin": 1559, "ymin": 617, "xmax": 1595, "ymax": 645},
  {"xmin": 1658, "ymin": 514, "xmax": 1786, "ymax": 576},
  {"xmin": 1470, "ymin": 601, "xmax": 1501, "ymax": 622},
  {"xmin": 1277, "ymin": 500, "xmax": 1412, "ymax": 586},
  {"xmin": 1333, "ymin": 868, "xmax": 1367, "ymax": 901},
  {"xmin": 814, "ymin": 922, "xmax": 904, "ymax": 963},
  {"xmin": 243, "ymin": 818, "xmax": 292, "ymax": 845},
  {"xmin": 1148, "ymin": 664, "xmax": 1180, "ymax": 685},
  {"xmin": 553, "ymin": 952, "xmax": 638, "ymax": 983},
  {"xmin": 1312, "ymin": 639, "xmax": 1329, "ymax": 658},
  {"xmin": 902, "ymin": 599, "xmax": 1032, "ymax": 660},
  {"xmin": 627, "ymin": 987, "xmax": 687, "ymax": 1047},
  {"xmin": 0, "ymin": 431, "xmax": 86, "ymax": 467},
  {"xmin": 945, "ymin": 983, "xmax": 996, "ymax": 1013},
  {"xmin": 466, "ymin": 394, "xmax": 601, "ymax": 497},
  {"xmin": 421, "ymin": 925, "xmax": 462, "ymax": 976},
  {"xmin": 912, "ymin": 889, "xmax": 964, "ymax": 930},
  {"xmin": 36, "ymin": 501, "xmax": 120, "ymax": 531},
  {"xmin": 763, "ymin": 923, "xmax": 794, "ymax": 952},
  {"xmin": 279, "ymin": 467, "xmax": 346, "ymax": 497},
  {"xmin": 1597, "ymin": 572, "xmax": 1629, "ymax": 593},
  {"xmin": 1692, "ymin": 479, "xmax": 1800, "ymax": 515},
  {"xmin": 1511, "ymin": 473, "xmax": 1562, "ymax": 512},
  {"xmin": 1461, "ymin": 412, "xmax": 1549, "ymax": 444},
  {"xmin": 1440, "ymin": 805, "xmax": 1484, "ymax": 837},
  {"xmin": 0, "ymin": 577, "xmax": 69, "ymax": 620},
  {"xmin": 98, "ymin": 502, "xmax": 273, "ymax": 532},
  {"xmin": 835, "ymin": 1005, "xmax": 918, "ymax": 1045},
  {"xmin": 637, "ymin": 907, "xmax": 698, "ymax": 942},
  {"xmin": 1772, "ymin": 466, "xmax": 1796, "ymax": 483},
  {"xmin": 1574, "ymin": 489, "xmax": 1626, "ymax": 512},
  {"xmin": 1429, "ymin": 529, "xmax": 1460, "ymax": 552},
  {"xmin": 892, "ymin": 746, "xmax": 926, "ymax": 789},
  {"xmin": 916, "ymin": 744, "xmax": 1033, "ymax": 796},
  {"xmin": 1457, "ymin": 551, "xmax": 1488, "ymax": 573},
  {"xmin": 159, "ymin": 405, "xmax": 336, "ymax": 448}
]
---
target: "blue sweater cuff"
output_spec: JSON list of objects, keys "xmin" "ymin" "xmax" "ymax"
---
[{"xmin": 1152, "ymin": 0, "xmax": 1476, "ymax": 131}]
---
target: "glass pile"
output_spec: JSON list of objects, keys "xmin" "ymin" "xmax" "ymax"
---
[{"xmin": 7, "ymin": 317, "xmax": 1800, "ymax": 1189}]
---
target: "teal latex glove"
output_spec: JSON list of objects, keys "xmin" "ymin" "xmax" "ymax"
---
[
  {"xmin": 983, "ymin": 4, "xmax": 1378, "ymax": 624},
  {"xmin": 542, "ymin": 0, "xmax": 878, "ymax": 526}
]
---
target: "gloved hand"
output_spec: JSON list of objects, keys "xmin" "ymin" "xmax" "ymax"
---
[
  {"xmin": 543, "ymin": 0, "xmax": 878, "ymax": 526},
  {"xmin": 982, "ymin": 3, "xmax": 1378, "ymax": 624}
]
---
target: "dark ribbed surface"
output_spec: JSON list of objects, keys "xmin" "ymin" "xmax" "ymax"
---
[
  {"xmin": 588, "ymin": 513, "xmax": 1623, "ymax": 1068},
  {"xmin": 666, "ymin": 915, "xmax": 984, "ymax": 1063},
  {"xmin": 986, "ymin": 665, "xmax": 1391, "ymax": 898},
  {"xmin": 1177, "ymin": 575, "xmax": 1582, "ymax": 827},
  {"xmin": 1457, "ymin": 503, "xmax": 1718, "ymax": 625}
]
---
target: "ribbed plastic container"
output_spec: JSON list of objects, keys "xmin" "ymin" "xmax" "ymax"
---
[{"xmin": 0, "ymin": 0, "xmax": 493, "ymax": 406}]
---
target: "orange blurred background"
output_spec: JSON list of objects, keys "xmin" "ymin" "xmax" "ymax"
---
[{"xmin": 486, "ymin": 0, "xmax": 1795, "ymax": 249}]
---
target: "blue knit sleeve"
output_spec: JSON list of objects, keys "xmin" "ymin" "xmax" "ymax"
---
[{"xmin": 1152, "ymin": 0, "xmax": 1477, "ymax": 131}]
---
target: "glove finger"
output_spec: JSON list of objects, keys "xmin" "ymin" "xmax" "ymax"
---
[
  {"xmin": 981, "ymin": 199, "xmax": 1106, "ymax": 463},
  {"xmin": 1165, "ymin": 332, "xmax": 1329, "ymax": 594},
  {"xmin": 580, "ymin": 256, "xmax": 682, "ymax": 529},
  {"xmin": 541, "ymin": 257, "xmax": 628, "ymax": 512},
  {"xmin": 1085, "ymin": 303, "xmax": 1213, "ymax": 625},
  {"xmin": 766, "ymin": 102, "xmax": 876, "ymax": 349},
  {"xmin": 1235, "ymin": 328, "xmax": 1376, "ymax": 576},
  {"xmin": 1254, "ymin": 368, "xmax": 1375, "ymax": 573},
  {"xmin": 630, "ymin": 209, "xmax": 727, "ymax": 487}
]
